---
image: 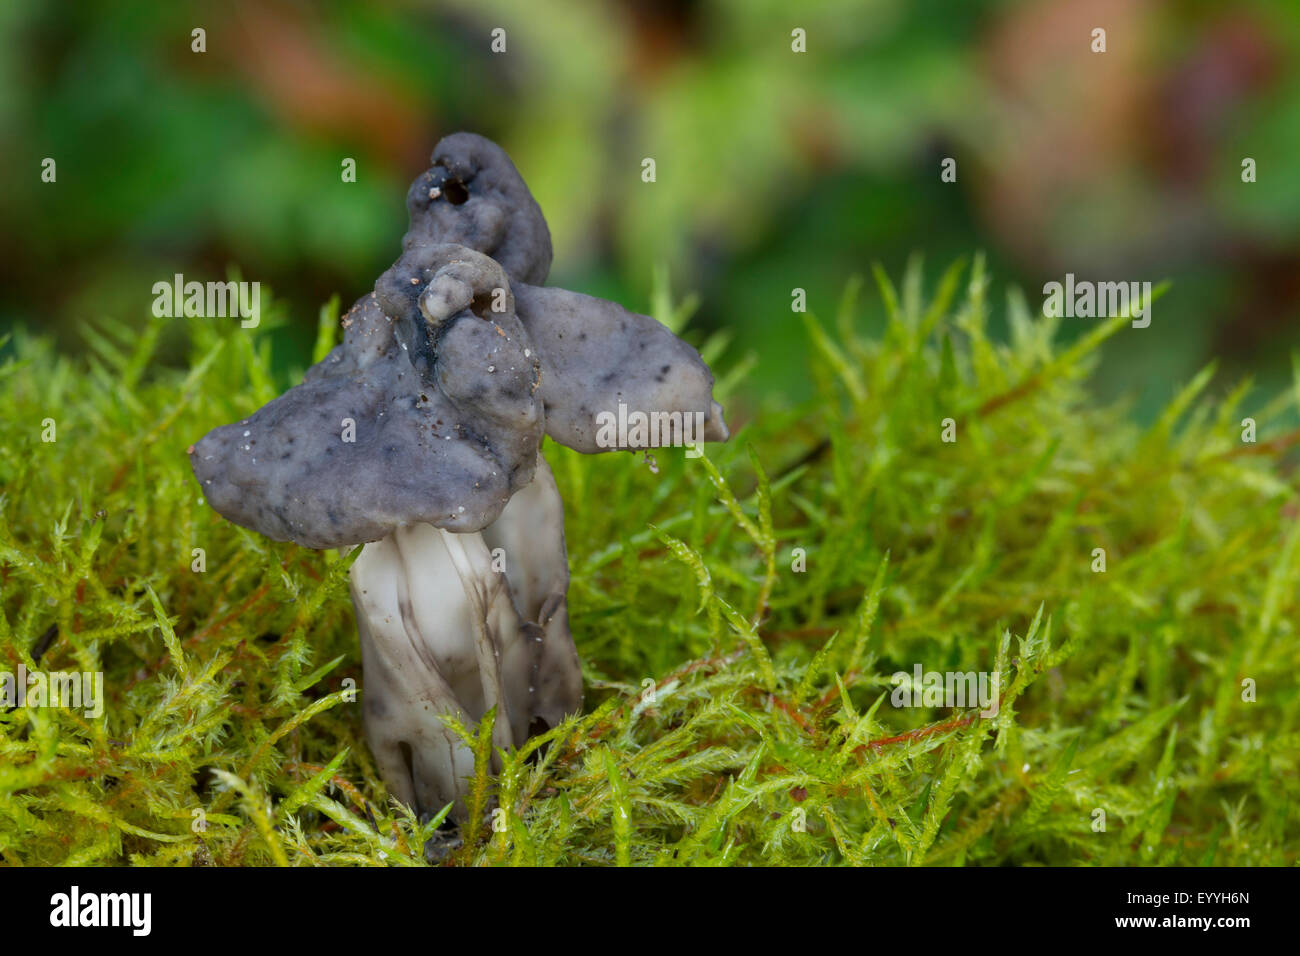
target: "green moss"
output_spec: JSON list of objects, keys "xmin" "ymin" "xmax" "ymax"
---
[{"xmin": 1, "ymin": 257, "xmax": 1296, "ymax": 866}]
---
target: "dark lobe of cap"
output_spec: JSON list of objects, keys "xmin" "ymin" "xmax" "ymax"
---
[{"xmin": 403, "ymin": 132, "xmax": 553, "ymax": 286}]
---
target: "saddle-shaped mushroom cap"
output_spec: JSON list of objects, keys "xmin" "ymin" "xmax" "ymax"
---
[
  {"xmin": 405, "ymin": 133, "xmax": 728, "ymax": 454},
  {"xmin": 190, "ymin": 244, "xmax": 542, "ymax": 549}
]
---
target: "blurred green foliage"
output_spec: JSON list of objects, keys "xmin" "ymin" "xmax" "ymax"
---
[{"xmin": 3, "ymin": 0, "xmax": 1299, "ymax": 424}]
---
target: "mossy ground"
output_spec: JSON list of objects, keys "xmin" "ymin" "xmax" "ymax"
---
[{"xmin": 1, "ymin": 257, "xmax": 1296, "ymax": 866}]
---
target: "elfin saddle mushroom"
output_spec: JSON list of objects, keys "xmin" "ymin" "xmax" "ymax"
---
[{"xmin": 189, "ymin": 133, "xmax": 728, "ymax": 820}]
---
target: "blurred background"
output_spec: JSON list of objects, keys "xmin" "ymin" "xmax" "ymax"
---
[{"xmin": 2, "ymin": 0, "xmax": 1298, "ymax": 421}]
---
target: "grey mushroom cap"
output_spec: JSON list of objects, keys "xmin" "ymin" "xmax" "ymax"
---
[
  {"xmin": 403, "ymin": 132, "xmax": 553, "ymax": 286},
  {"xmin": 513, "ymin": 283, "xmax": 729, "ymax": 453},
  {"xmin": 405, "ymin": 135, "xmax": 728, "ymax": 455},
  {"xmin": 189, "ymin": 245, "xmax": 543, "ymax": 550}
]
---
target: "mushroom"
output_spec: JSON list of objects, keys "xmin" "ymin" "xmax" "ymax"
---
[{"xmin": 189, "ymin": 133, "xmax": 728, "ymax": 823}]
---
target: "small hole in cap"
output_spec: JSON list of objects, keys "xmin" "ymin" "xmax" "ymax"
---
[{"xmin": 442, "ymin": 178, "xmax": 469, "ymax": 205}]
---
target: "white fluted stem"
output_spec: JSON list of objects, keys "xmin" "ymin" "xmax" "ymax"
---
[{"xmin": 348, "ymin": 453, "xmax": 581, "ymax": 818}]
